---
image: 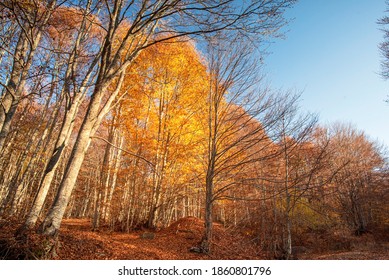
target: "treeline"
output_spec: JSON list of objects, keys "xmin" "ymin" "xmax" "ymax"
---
[{"xmin": 0, "ymin": 0, "xmax": 388, "ymax": 259}]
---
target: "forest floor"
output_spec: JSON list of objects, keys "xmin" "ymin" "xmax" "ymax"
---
[
  {"xmin": 0, "ymin": 217, "xmax": 388, "ymax": 260},
  {"xmin": 51, "ymin": 217, "xmax": 262, "ymax": 260}
]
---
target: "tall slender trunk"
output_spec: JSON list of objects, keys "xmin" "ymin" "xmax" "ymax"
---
[
  {"xmin": 282, "ymin": 122, "xmax": 292, "ymax": 259},
  {"xmin": 0, "ymin": 0, "xmax": 56, "ymax": 150},
  {"xmin": 0, "ymin": 30, "xmax": 30, "ymax": 150},
  {"xmin": 5, "ymin": 59, "xmax": 61, "ymax": 217},
  {"xmin": 39, "ymin": 68, "xmax": 125, "ymax": 235},
  {"xmin": 21, "ymin": 86, "xmax": 85, "ymax": 230},
  {"xmin": 38, "ymin": 82, "xmax": 107, "ymax": 235},
  {"xmin": 203, "ymin": 173, "xmax": 214, "ymax": 253},
  {"xmin": 202, "ymin": 72, "xmax": 219, "ymax": 253},
  {"xmin": 103, "ymin": 133, "xmax": 123, "ymax": 222},
  {"xmin": 20, "ymin": 2, "xmax": 97, "ymax": 230}
]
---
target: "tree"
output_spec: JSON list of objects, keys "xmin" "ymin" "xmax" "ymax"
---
[
  {"xmin": 326, "ymin": 123, "xmax": 385, "ymax": 234},
  {"xmin": 378, "ymin": 1, "xmax": 389, "ymax": 102},
  {"xmin": 37, "ymin": 0, "xmax": 296, "ymax": 237},
  {"xmin": 94, "ymin": 38, "xmax": 209, "ymax": 230},
  {"xmin": 0, "ymin": 0, "xmax": 58, "ymax": 151},
  {"xmin": 274, "ymin": 114, "xmax": 321, "ymax": 259},
  {"xmin": 17, "ymin": 1, "xmax": 103, "ymax": 232},
  {"xmin": 198, "ymin": 33, "xmax": 302, "ymax": 253}
]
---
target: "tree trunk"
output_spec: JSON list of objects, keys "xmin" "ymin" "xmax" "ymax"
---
[
  {"xmin": 203, "ymin": 175, "xmax": 214, "ymax": 253},
  {"xmin": 38, "ymin": 83, "xmax": 106, "ymax": 235},
  {"xmin": 21, "ymin": 90, "xmax": 84, "ymax": 230},
  {"xmin": 282, "ymin": 124, "xmax": 292, "ymax": 259},
  {"xmin": 0, "ymin": 0, "xmax": 56, "ymax": 150},
  {"xmin": 0, "ymin": 30, "xmax": 30, "ymax": 151},
  {"xmin": 38, "ymin": 65, "xmax": 125, "ymax": 235},
  {"xmin": 103, "ymin": 134, "xmax": 123, "ymax": 222},
  {"xmin": 20, "ymin": 3, "xmax": 96, "ymax": 230}
]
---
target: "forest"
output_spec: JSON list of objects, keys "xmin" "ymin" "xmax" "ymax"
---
[{"xmin": 0, "ymin": 0, "xmax": 388, "ymax": 260}]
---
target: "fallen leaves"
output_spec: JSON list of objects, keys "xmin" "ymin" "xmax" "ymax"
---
[{"xmin": 1, "ymin": 217, "xmax": 388, "ymax": 260}]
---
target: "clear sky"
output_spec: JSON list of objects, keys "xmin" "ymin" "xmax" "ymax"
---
[{"xmin": 264, "ymin": 0, "xmax": 389, "ymax": 147}]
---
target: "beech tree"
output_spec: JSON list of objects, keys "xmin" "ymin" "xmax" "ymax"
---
[
  {"xmin": 0, "ymin": 0, "xmax": 58, "ymax": 151},
  {"xmin": 274, "ymin": 114, "xmax": 319, "ymax": 259},
  {"xmin": 199, "ymin": 33, "xmax": 303, "ymax": 253},
  {"xmin": 325, "ymin": 123, "xmax": 385, "ymax": 234},
  {"xmin": 35, "ymin": 0, "xmax": 296, "ymax": 237},
  {"xmin": 0, "ymin": 1, "xmax": 63, "ymax": 216},
  {"xmin": 19, "ymin": 0, "xmax": 103, "ymax": 232},
  {"xmin": 379, "ymin": 2, "xmax": 389, "ymax": 80},
  {"xmin": 1, "ymin": 0, "xmax": 389, "ymax": 262},
  {"xmin": 91, "ymin": 38, "xmax": 209, "ymax": 230},
  {"xmin": 378, "ymin": 1, "xmax": 389, "ymax": 102}
]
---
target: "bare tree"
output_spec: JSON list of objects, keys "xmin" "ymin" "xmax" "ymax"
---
[
  {"xmin": 378, "ymin": 1, "xmax": 389, "ymax": 102},
  {"xmin": 275, "ymin": 111, "xmax": 318, "ymax": 259},
  {"xmin": 326, "ymin": 123, "xmax": 385, "ymax": 235},
  {"xmin": 198, "ymin": 32, "xmax": 303, "ymax": 253}
]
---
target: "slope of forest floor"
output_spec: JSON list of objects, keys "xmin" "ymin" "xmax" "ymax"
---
[
  {"xmin": 0, "ymin": 217, "xmax": 388, "ymax": 260},
  {"xmin": 54, "ymin": 217, "xmax": 262, "ymax": 260}
]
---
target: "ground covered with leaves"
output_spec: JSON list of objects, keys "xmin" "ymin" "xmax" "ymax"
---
[
  {"xmin": 0, "ymin": 217, "xmax": 261, "ymax": 260},
  {"xmin": 0, "ymin": 217, "xmax": 388, "ymax": 260}
]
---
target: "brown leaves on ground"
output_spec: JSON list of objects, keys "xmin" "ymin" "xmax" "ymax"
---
[
  {"xmin": 292, "ymin": 227, "xmax": 389, "ymax": 260},
  {"xmin": 1, "ymin": 217, "xmax": 388, "ymax": 260},
  {"xmin": 56, "ymin": 217, "xmax": 263, "ymax": 260},
  {"xmin": 0, "ymin": 217, "xmax": 263, "ymax": 260}
]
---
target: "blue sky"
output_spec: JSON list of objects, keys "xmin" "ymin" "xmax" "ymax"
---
[{"xmin": 264, "ymin": 0, "xmax": 389, "ymax": 147}]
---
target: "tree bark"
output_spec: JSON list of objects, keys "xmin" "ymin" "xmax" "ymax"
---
[
  {"xmin": 38, "ymin": 82, "xmax": 107, "ymax": 235},
  {"xmin": 39, "ymin": 67, "xmax": 125, "ymax": 235},
  {"xmin": 20, "ymin": 1, "xmax": 97, "ymax": 230},
  {"xmin": 0, "ymin": 0, "xmax": 56, "ymax": 150}
]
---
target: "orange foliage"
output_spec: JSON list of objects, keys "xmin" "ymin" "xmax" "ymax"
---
[{"xmin": 46, "ymin": 6, "xmax": 103, "ymax": 48}]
